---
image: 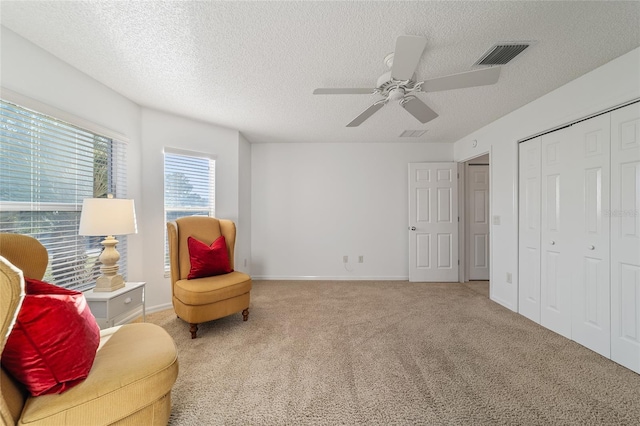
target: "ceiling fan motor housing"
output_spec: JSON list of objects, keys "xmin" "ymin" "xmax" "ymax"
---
[
  {"xmin": 388, "ymin": 88, "xmax": 406, "ymax": 102},
  {"xmin": 376, "ymin": 71, "xmax": 419, "ymax": 98}
]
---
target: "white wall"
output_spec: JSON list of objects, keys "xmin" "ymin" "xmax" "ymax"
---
[
  {"xmin": 453, "ymin": 47, "xmax": 640, "ymax": 311},
  {"xmin": 251, "ymin": 142, "xmax": 453, "ymax": 279},
  {"xmin": 140, "ymin": 108, "xmax": 243, "ymax": 309},
  {"xmin": 0, "ymin": 26, "xmax": 145, "ymax": 283}
]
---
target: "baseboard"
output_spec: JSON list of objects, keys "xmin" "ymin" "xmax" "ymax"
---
[
  {"xmin": 252, "ymin": 275, "xmax": 409, "ymax": 281},
  {"xmin": 146, "ymin": 302, "xmax": 173, "ymax": 314},
  {"xmin": 115, "ymin": 303, "xmax": 172, "ymax": 326},
  {"xmin": 490, "ymin": 295, "xmax": 515, "ymax": 312}
]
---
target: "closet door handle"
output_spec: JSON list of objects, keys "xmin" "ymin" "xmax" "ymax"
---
[
  {"xmin": 587, "ymin": 245, "xmax": 595, "ymax": 250},
  {"xmin": 409, "ymin": 226, "xmax": 416, "ymax": 231},
  {"xmin": 550, "ymin": 241, "xmax": 555, "ymax": 245}
]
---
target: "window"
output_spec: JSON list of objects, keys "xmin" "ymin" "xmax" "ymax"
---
[
  {"xmin": 0, "ymin": 99, "xmax": 128, "ymax": 291},
  {"xmin": 164, "ymin": 149, "xmax": 216, "ymax": 270}
]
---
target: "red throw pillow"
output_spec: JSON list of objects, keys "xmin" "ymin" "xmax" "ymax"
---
[
  {"xmin": 187, "ymin": 235, "xmax": 233, "ymax": 279},
  {"xmin": 1, "ymin": 277, "xmax": 100, "ymax": 396}
]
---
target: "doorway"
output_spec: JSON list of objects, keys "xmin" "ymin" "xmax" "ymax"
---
[{"xmin": 459, "ymin": 154, "xmax": 490, "ymax": 296}]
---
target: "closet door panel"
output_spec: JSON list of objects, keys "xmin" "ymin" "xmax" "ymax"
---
[
  {"xmin": 571, "ymin": 114, "xmax": 611, "ymax": 358},
  {"xmin": 540, "ymin": 129, "xmax": 572, "ymax": 338},
  {"xmin": 519, "ymin": 137, "xmax": 541, "ymax": 323},
  {"xmin": 611, "ymin": 102, "xmax": 640, "ymax": 373}
]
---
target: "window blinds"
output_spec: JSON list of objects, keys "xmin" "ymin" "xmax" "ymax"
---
[
  {"xmin": 0, "ymin": 99, "xmax": 128, "ymax": 291},
  {"xmin": 164, "ymin": 150, "xmax": 216, "ymax": 270}
]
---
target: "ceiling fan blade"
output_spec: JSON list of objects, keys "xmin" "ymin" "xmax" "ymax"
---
[
  {"xmin": 401, "ymin": 97, "xmax": 439, "ymax": 124},
  {"xmin": 313, "ymin": 88, "xmax": 375, "ymax": 95},
  {"xmin": 346, "ymin": 102, "xmax": 385, "ymax": 127},
  {"xmin": 421, "ymin": 66, "xmax": 501, "ymax": 93},
  {"xmin": 391, "ymin": 35, "xmax": 427, "ymax": 81}
]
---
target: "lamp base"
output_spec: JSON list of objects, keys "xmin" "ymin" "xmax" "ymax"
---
[{"xmin": 94, "ymin": 273, "xmax": 125, "ymax": 292}]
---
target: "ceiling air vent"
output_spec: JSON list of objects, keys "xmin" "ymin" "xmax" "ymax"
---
[
  {"xmin": 400, "ymin": 130, "xmax": 427, "ymax": 138},
  {"xmin": 474, "ymin": 42, "xmax": 532, "ymax": 66}
]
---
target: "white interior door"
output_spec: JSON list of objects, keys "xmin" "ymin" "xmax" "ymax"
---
[
  {"xmin": 518, "ymin": 137, "xmax": 542, "ymax": 323},
  {"xmin": 611, "ymin": 102, "xmax": 640, "ymax": 373},
  {"xmin": 540, "ymin": 128, "xmax": 572, "ymax": 338},
  {"xmin": 467, "ymin": 165, "xmax": 490, "ymax": 280},
  {"xmin": 571, "ymin": 114, "xmax": 611, "ymax": 358},
  {"xmin": 408, "ymin": 162, "xmax": 458, "ymax": 282}
]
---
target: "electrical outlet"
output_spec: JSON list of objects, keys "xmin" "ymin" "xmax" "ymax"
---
[
  {"xmin": 343, "ymin": 255, "xmax": 348, "ymax": 263},
  {"xmin": 506, "ymin": 272, "xmax": 512, "ymax": 283},
  {"xmin": 358, "ymin": 256, "xmax": 364, "ymax": 263}
]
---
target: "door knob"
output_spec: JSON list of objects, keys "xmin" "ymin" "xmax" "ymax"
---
[
  {"xmin": 550, "ymin": 241, "xmax": 555, "ymax": 245},
  {"xmin": 409, "ymin": 226, "xmax": 416, "ymax": 231},
  {"xmin": 588, "ymin": 245, "xmax": 595, "ymax": 250}
]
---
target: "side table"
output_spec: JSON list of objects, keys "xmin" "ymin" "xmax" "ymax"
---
[{"xmin": 84, "ymin": 281, "xmax": 146, "ymax": 329}]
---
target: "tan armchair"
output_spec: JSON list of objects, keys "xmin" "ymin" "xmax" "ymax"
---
[
  {"xmin": 0, "ymin": 233, "xmax": 178, "ymax": 426},
  {"xmin": 167, "ymin": 216, "xmax": 251, "ymax": 339}
]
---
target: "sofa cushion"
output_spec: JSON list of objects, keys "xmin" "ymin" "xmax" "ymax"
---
[
  {"xmin": 187, "ymin": 236, "xmax": 232, "ymax": 279},
  {"xmin": 174, "ymin": 271, "xmax": 251, "ymax": 305},
  {"xmin": 19, "ymin": 323, "xmax": 178, "ymax": 425},
  {"xmin": 1, "ymin": 278, "xmax": 100, "ymax": 396}
]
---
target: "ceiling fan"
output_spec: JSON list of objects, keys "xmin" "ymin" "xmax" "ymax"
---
[{"xmin": 313, "ymin": 35, "xmax": 501, "ymax": 127}]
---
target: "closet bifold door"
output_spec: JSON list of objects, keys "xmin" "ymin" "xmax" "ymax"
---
[
  {"xmin": 610, "ymin": 102, "xmax": 640, "ymax": 374},
  {"xmin": 540, "ymin": 128, "xmax": 572, "ymax": 338},
  {"xmin": 570, "ymin": 113, "xmax": 611, "ymax": 358},
  {"xmin": 518, "ymin": 137, "xmax": 541, "ymax": 323}
]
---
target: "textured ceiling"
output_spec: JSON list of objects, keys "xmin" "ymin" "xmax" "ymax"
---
[{"xmin": 1, "ymin": 1, "xmax": 639, "ymax": 144}]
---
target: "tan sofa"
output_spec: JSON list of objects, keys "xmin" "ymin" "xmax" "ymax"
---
[
  {"xmin": 167, "ymin": 216, "xmax": 251, "ymax": 339},
  {"xmin": 0, "ymin": 234, "xmax": 179, "ymax": 425}
]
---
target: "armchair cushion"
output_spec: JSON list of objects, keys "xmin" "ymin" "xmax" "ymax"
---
[
  {"xmin": 1, "ymin": 278, "xmax": 100, "ymax": 396},
  {"xmin": 174, "ymin": 271, "xmax": 251, "ymax": 306},
  {"xmin": 187, "ymin": 235, "xmax": 232, "ymax": 279}
]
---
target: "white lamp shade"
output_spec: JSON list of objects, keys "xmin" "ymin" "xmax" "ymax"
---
[{"xmin": 79, "ymin": 198, "xmax": 138, "ymax": 236}]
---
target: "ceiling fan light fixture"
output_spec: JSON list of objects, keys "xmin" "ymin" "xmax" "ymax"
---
[{"xmin": 388, "ymin": 88, "xmax": 405, "ymax": 102}]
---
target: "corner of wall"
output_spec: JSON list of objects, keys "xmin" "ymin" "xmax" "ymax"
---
[{"xmin": 237, "ymin": 133, "xmax": 252, "ymax": 274}]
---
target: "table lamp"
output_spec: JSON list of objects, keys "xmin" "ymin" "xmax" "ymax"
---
[{"xmin": 79, "ymin": 196, "xmax": 137, "ymax": 292}]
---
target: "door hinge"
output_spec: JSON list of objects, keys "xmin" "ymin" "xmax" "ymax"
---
[
  {"xmin": 458, "ymin": 260, "xmax": 460, "ymax": 265},
  {"xmin": 458, "ymin": 217, "xmax": 460, "ymax": 222}
]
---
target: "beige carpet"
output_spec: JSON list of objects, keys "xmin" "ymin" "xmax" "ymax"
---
[{"xmin": 145, "ymin": 280, "xmax": 640, "ymax": 425}]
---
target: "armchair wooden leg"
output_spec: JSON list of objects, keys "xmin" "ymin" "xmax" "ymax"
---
[
  {"xmin": 242, "ymin": 308, "xmax": 249, "ymax": 321},
  {"xmin": 189, "ymin": 323, "xmax": 198, "ymax": 339}
]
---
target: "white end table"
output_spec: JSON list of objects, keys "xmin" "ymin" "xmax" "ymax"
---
[{"xmin": 84, "ymin": 282, "xmax": 146, "ymax": 329}]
